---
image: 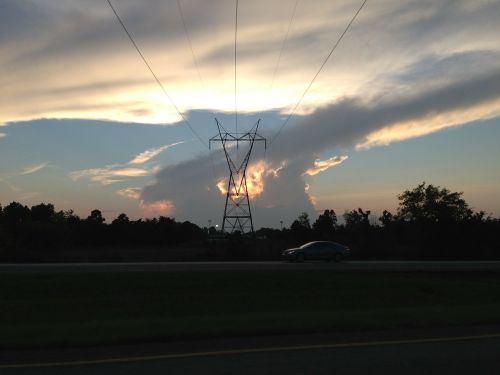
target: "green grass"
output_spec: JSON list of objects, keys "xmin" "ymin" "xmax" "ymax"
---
[{"xmin": 1, "ymin": 271, "xmax": 500, "ymax": 348}]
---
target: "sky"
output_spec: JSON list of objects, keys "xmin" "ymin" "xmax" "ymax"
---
[{"xmin": 1, "ymin": 0, "xmax": 500, "ymax": 228}]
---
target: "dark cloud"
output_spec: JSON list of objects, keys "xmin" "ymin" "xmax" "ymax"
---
[
  {"xmin": 140, "ymin": 145, "xmax": 314, "ymax": 227},
  {"xmin": 394, "ymin": 50, "xmax": 500, "ymax": 84},
  {"xmin": 142, "ymin": 67, "xmax": 500, "ymax": 226},
  {"xmin": 269, "ymin": 67, "xmax": 500, "ymax": 159},
  {"xmin": 0, "ymin": 0, "xmax": 55, "ymax": 42}
]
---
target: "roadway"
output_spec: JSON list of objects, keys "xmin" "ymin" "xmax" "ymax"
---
[
  {"xmin": 2, "ymin": 327, "xmax": 500, "ymax": 374},
  {"xmin": 1, "ymin": 260, "xmax": 500, "ymax": 273}
]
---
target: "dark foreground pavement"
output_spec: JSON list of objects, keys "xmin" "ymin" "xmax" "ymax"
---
[
  {"xmin": 2, "ymin": 326, "xmax": 500, "ymax": 375},
  {"xmin": 2, "ymin": 260, "xmax": 500, "ymax": 273}
]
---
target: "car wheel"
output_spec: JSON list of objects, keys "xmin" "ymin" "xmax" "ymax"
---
[
  {"xmin": 296, "ymin": 253, "xmax": 305, "ymax": 262},
  {"xmin": 334, "ymin": 253, "xmax": 343, "ymax": 263}
]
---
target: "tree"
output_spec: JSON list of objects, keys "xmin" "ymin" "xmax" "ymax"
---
[
  {"xmin": 31, "ymin": 203, "xmax": 55, "ymax": 222},
  {"xmin": 112, "ymin": 213, "xmax": 130, "ymax": 225},
  {"xmin": 396, "ymin": 182, "xmax": 472, "ymax": 223},
  {"xmin": 313, "ymin": 209, "xmax": 337, "ymax": 238},
  {"xmin": 3, "ymin": 202, "xmax": 30, "ymax": 227},
  {"xmin": 62, "ymin": 209, "xmax": 80, "ymax": 224},
  {"xmin": 379, "ymin": 210, "xmax": 394, "ymax": 227},
  {"xmin": 290, "ymin": 212, "xmax": 312, "ymax": 242},
  {"xmin": 86, "ymin": 209, "xmax": 105, "ymax": 224},
  {"xmin": 344, "ymin": 208, "xmax": 371, "ymax": 228},
  {"xmin": 297, "ymin": 212, "xmax": 311, "ymax": 229}
]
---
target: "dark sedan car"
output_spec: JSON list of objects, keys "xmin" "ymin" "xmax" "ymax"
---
[{"xmin": 282, "ymin": 241, "xmax": 350, "ymax": 262}]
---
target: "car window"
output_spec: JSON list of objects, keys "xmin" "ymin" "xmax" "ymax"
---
[{"xmin": 300, "ymin": 242, "xmax": 316, "ymax": 249}]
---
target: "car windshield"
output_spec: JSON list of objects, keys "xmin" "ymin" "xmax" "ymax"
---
[{"xmin": 300, "ymin": 242, "xmax": 320, "ymax": 249}]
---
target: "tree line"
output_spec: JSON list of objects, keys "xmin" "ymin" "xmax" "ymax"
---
[
  {"xmin": 1, "ymin": 182, "xmax": 499, "ymax": 261},
  {"xmin": 0, "ymin": 203, "xmax": 204, "ymax": 260},
  {"xmin": 262, "ymin": 182, "xmax": 499, "ymax": 260}
]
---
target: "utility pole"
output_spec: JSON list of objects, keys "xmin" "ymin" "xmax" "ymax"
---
[{"xmin": 209, "ymin": 119, "xmax": 266, "ymax": 235}]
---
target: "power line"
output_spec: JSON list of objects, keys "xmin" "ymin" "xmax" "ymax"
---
[
  {"xmin": 176, "ymin": 0, "xmax": 221, "ymax": 192},
  {"xmin": 176, "ymin": 0, "xmax": 205, "ymax": 88},
  {"xmin": 105, "ymin": 0, "xmax": 208, "ymax": 149},
  {"xmin": 268, "ymin": 0, "xmax": 368, "ymax": 146},
  {"xmin": 269, "ymin": 0, "xmax": 300, "ymax": 91},
  {"xmin": 234, "ymin": 0, "xmax": 239, "ymax": 134}
]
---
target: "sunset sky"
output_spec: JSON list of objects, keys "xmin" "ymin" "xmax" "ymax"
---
[{"xmin": 1, "ymin": 0, "xmax": 500, "ymax": 228}]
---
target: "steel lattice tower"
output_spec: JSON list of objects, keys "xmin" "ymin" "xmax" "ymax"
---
[{"xmin": 209, "ymin": 119, "xmax": 266, "ymax": 234}]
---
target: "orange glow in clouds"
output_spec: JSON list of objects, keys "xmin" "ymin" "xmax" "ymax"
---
[
  {"xmin": 216, "ymin": 160, "xmax": 267, "ymax": 199},
  {"xmin": 140, "ymin": 200, "xmax": 175, "ymax": 217}
]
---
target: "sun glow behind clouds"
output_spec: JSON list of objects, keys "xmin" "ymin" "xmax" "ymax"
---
[{"xmin": 216, "ymin": 160, "xmax": 271, "ymax": 199}]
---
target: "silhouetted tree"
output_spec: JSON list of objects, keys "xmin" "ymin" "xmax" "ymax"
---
[
  {"xmin": 86, "ymin": 209, "xmax": 105, "ymax": 224},
  {"xmin": 112, "ymin": 213, "xmax": 130, "ymax": 225},
  {"xmin": 396, "ymin": 182, "xmax": 472, "ymax": 223},
  {"xmin": 379, "ymin": 210, "xmax": 394, "ymax": 227},
  {"xmin": 31, "ymin": 203, "xmax": 55, "ymax": 222},
  {"xmin": 208, "ymin": 226, "xmax": 218, "ymax": 236},
  {"xmin": 298, "ymin": 212, "xmax": 311, "ymax": 229},
  {"xmin": 290, "ymin": 212, "xmax": 312, "ymax": 243},
  {"xmin": 51, "ymin": 209, "xmax": 79, "ymax": 225},
  {"xmin": 313, "ymin": 209, "xmax": 337, "ymax": 239},
  {"xmin": 3, "ymin": 202, "xmax": 30, "ymax": 227},
  {"xmin": 344, "ymin": 208, "xmax": 371, "ymax": 228},
  {"xmin": 1, "ymin": 183, "xmax": 499, "ymax": 261}
]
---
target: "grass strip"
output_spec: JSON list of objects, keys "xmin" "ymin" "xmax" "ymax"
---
[{"xmin": 1, "ymin": 271, "xmax": 500, "ymax": 348}]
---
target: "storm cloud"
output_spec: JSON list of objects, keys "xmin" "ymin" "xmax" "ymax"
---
[{"xmin": 141, "ymin": 65, "xmax": 500, "ymax": 226}]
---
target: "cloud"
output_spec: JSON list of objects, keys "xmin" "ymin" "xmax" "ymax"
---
[
  {"xmin": 18, "ymin": 192, "xmax": 41, "ymax": 201},
  {"xmin": 141, "ymin": 66, "xmax": 500, "ymax": 226},
  {"xmin": 3, "ymin": 0, "xmax": 500, "ymax": 225},
  {"xmin": 140, "ymin": 143, "xmax": 315, "ymax": 227},
  {"xmin": 304, "ymin": 155, "xmax": 348, "ymax": 176},
  {"xmin": 139, "ymin": 200, "xmax": 175, "ymax": 218},
  {"xmin": 129, "ymin": 141, "xmax": 184, "ymax": 164},
  {"xmin": 69, "ymin": 142, "xmax": 181, "ymax": 185},
  {"xmin": 2, "ymin": 0, "xmax": 499, "ymax": 125},
  {"xmin": 117, "ymin": 186, "xmax": 174, "ymax": 218},
  {"xmin": 117, "ymin": 187, "xmax": 142, "ymax": 200},
  {"xmin": 21, "ymin": 162, "xmax": 48, "ymax": 175},
  {"xmin": 267, "ymin": 68, "xmax": 500, "ymax": 161},
  {"xmin": 69, "ymin": 167, "xmax": 148, "ymax": 185}
]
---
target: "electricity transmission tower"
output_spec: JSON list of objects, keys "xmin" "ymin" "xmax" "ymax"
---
[{"xmin": 209, "ymin": 119, "xmax": 266, "ymax": 235}]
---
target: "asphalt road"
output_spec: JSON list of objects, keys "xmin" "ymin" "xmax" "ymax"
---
[
  {"xmin": 3, "ymin": 332, "xmax": 500, "ymax": 374},
  {"xmin": 1, "ymin": 260, "xmax": 500, "ymax": 273}
]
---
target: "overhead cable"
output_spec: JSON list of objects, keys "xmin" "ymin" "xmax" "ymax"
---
[
  {"xmin": 269, "ymin": 0, "xmax": 300, "ymax": 90},
  {"xmin": 176, "ymin": 0, "xmax": 221, "ymax": 187},
  {"xmin": 268, "ymin": 0, "xmax": 368, "ymax": 146},
  {"xmin": 176, "ymin": 0, "xmax": 205, "ymax": 87},
  {"xmin": 234, "ymin": 0, "xmax": 239, "ymax": 134},
  {"xmin": 105, "ymin": 0, "xmax": 208, "ymax": 149}
]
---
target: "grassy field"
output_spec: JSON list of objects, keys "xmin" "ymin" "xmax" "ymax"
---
[{"xmin": 1, "ymin": 270, "xmax": 500, "ymax": 348}]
